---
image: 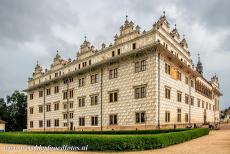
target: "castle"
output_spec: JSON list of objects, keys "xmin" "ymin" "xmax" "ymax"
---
[{"xmin": 25, "ymin": 13, "xmax": 222, "ymax": 131}]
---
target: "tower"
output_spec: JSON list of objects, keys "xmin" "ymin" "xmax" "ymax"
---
[{"xmin": 196, "ymin": 53, "xmax": 203, "ymax": 75}]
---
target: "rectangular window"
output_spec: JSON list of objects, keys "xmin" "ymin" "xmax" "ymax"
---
[
  {"xmin": 91, "ymin": 116, "xmax": 98, "ymax": 126},
  {"xmin": 79, "ymin": 117, "xmax": 85, "ymax": 126},
  {"xmin": 206, "ymin": 102, "xmax": 208, "ymax": 109},
  {"xmin": 46, "ymin": 120, "xmax": 51, "ymax": 127},
  {"xmin": 46, "ymin": 88, "xmax": 51, "ymax": 95},
  {"xmin": 191, "ymin": 97, "xmax": 194, "ymax": 106},
  {"xmin": 177, "ymin": 92, "xmax": 182, "ymax": 102},
  {"xmin": 29, "ymin": 107, "xmax": 33, "ymax": 114},
  {"xmin": 69, "ymin": 102, "xmax": 73, "ymax": 109},
  {"xmin": 117, "ymin": 49, "xmax": 120, "ymax": 55},
  {"xmin": 185, "ymin": 113, "xmax": 189, "ymax": 122},
  {"xmin": 63, "ymin": 91, "xmax": 68, "ymax": 100},
  {"xmin": 69, "ymin": 112, "xmax": 74, "ymax": 119},
  {"xmin": 165, "ymin": 87, "xmax": 171, "ymax": 99},
  {"xmin": 177, "ymin": 108, "xmax": 181, "ymax": 122},
  {"xmin": 63, "ymin": 113, "xmax": 67, "ymax": 119},
  {"xmin": 91, "ymin": 74, "xmax": 98, "ymax": 84},
  {"xmin": 134, "ymin": 86, "xmax": 146, "ymax": 99},
  {"xmin": 177, "ymin": 71, "xmax": 182, "ymax": 81},
  {"xmin": 79, "ymin": 78, "xmax": 85, "ymax": 87},
  {"xmin": 39, "ymin": 91, "xmax": 43, "ymax": 97},
  {"xmin": 109, "ymin": 68, "xmax": 118, "ymax": 79},
  {"xmin": 202, "ymin": 101, "xmax": 205, "ymax": 108},
  {"xmin": 197, "ymin": 99, "xmax": 201, "ymax": 107},
  {"xmin": 135, "ymin": 60, "xmax": 146, "ymax": 73},
  {"xmin": 78, "ymin": 97, "xmax": 85, "ymax": 107},
  {"xmin": 109, "ymin": 114, "xmax": 117, "ymax": 125},
  {"xmin": 54, "ymin": 119, "xmax": 59, "ymax": 127},
  {"xmin": 165, "ymin": 111, "xmax": 170, "ymax": 122},
  {"xmin": 29, "ymin": 93, "xmax": 34, "ymax": 100},
  {"xmin": 90, "ymin": 95, "xmax": 98, "ymax": 105},
  {"xmin": 135, "ymin": 112, "xmax": 145, "ymax": 123},
  {"xmin": 69, "ymin": 89, "xmax": 74, "ymax": 98},
  {"xmin": 132, "ymin": 43, "xmax": 136, "ymax": 50},
  {"xmin": 46, "ymin": 104, "xmax": 51, "ymax": 112},
  {"xmin": 185, "ymin": 77, "xmax": 189, "ymax": 84},
  {"xmin": 63, "ymin": 103, "xmax": 67, "ymax": 109},
  {"xmin": 39, "ymin": 120, "xmax": 43, "ymax": 128},
  {"xmin": 185, "ymin": 95, "xmax": 189, "ymax": 104},
  {"xmin": 38, "ymin": 105, "xmax": 43, "ymax": 113},
  {"xmin": 30, "ymin": 121, "xmax": 33, "ymax": 128},
  {"xmin": 112, "ymin": 51, "xmax": 115, "ymax": 57},
  {"xmin": 165, "ymin": 63, "xmax": 171, "ymax": 74},
  {"xmin": 191, "ymin": 80, "xmax": 194, "ymax": 88},
  {"xmin": 54, "ymin": 86, "xmax": 59, "ymax": 93},
  {"xmin": 54, "ymin": 102, "xmax": 59, "ymax": 111},
  {"xmin": 109, "ymin": 91, "xmax": 118, "ymax": 103}
]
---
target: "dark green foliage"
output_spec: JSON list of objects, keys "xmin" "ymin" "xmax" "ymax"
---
[
  {"xmin": 28, "ymin": 128, "xmax": 190, "ymax": 135},
  {"xmin": 0, "ymin": 128, "xmax": 209, "ymax": 151},
  {"xmin": 0, "ymin": 91, "xmax": 27, "ymax": 131}
]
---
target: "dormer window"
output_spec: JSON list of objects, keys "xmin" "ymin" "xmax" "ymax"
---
[
  {"xmin": 55, "ymin": 72, "xmax": 58, "ymax": 77},
  {"xmin": 132, "ymin": 43, "xmax": 136, "ymax": 50},
  {"xmin": 78, "ymin": 64, "xmax": 81, "ymax": 69},
  {"xmin": 112, "ymin": 51, "xmax": 115, "ymax": 57},
  {"xmin": 89, "ymin": 60, "xmax": 91, "ymax": 65}
]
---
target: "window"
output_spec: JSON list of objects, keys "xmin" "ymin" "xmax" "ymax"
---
[
  {"xmin": 202, "ymin": 101, "xmax": 204, "ymax": 108},
  {"xmin": 63, "ymin": 113, "xmax": 67, "ymax": 119},
  {"xmin": 177, "ymin": 108, "xmax": 181, "ymax": 122},
  {"xmin": 54, "ymin": 119, "xmax": 59, "ymax": 127},
  {"xmin": 30, "ymin": 121, "xmax": 33, "ymax": 128},
  {"xmin": 63, "ymin": 91, "xmax": 68, "ymax": 100},
  {"xmin": 91, "ymin": 74, "xmax": 98, "ymax": 84},
  {"xmin": 185, "ymin": 95, "xmax": 189, "ymax": 104},
  {"xmin": 185, "ymin": 77, "xmax": 189, "ymax": 84},
  {"xmin": 54, "ymin": 102, "xmax": 59, "ymax": 111},
  {"xmin": 109, "ymin": 68, "xmax": 118, "ymax": 79},
  {"xmin": 197, "ymin": 99, "xmax": 201, "ymax": 107},
  {"xmin": 135, "ymin": 112, "xmax": 145, "ymax": 123},
  {"xmin": 91, "ymin": 116, "xmax": 98, "ymax": 126},
  {"xmin": 135, "ymin": 86, "xmax": 146, "ymax": 99},
  {"xmin": 177, "ymin": 71, "xmax": 182, "ymax": 81},
  {"xmin": 177, "ymin": 91, "xmax": 182, "ymax": 102},
  {"xmin": 191, "ymin": 80, "xmax": 194, "ymax": 88},
  {"xmin": 135, "ymin": 60, "xmax": 146, "ymax": 73},
  {"xmin": 91, "ymin": 95, "xmax": 98, "ymax": 105},
  {"xmin": 79, "ymin": 78, "xmax": 85, "ymax": 87},
  {"xmin": 29, "ymin": 93, "xmax": 34, "ymax": 100},
  {"xmin": 78, "ymin": 97, "xmax": 85, "ymax": 107},
  {"xmin": 39, "ymin": 91, "xmax": 43, "ymax": 97},
  {"xmin": 63, "ymin": 103, "xmax": 67, "ymax": 109},
  {"xmin": 79, "ymin": 117, "xmax": 85, "ymax": 126},
  {"xmin": 54, "ymin": 86, "xmax": 59, "ymax": 93},
  {"xmin": 185, "ymin": 113, "xmax": 189, "ymax": 122},
  {"xmin": 109, "ymin": 114, "xmax": 117, "ymax": 125},
  {"xmin": 78, "ymin": 64, "xmax": 81, "ymax": 69},
  {"xmin": 209, "ymin": 103, "xmax": 211, "ymax": 110},
  {"xmin": 69, "ymin": 112, "xmax": 74, "ymax": 119},
  {"xmin": 69, "ymin": 102, "xmax": 73, "ymax": 109},
  {"xmin": 46, "ymin": 104, "xmax": 51, "ymax": 112},
  {"xmin": 132, "ymin": 43, "xmax": 136, "ymax": 50},
  {"xmin": 29, "ymin": 107, "xmax": 33, "ymax": 114},
  {"xmin": 69, "ymin": 77, "xmax": 73, "ymax": 83},
  {"xmin": 206, "ymin": 102, "xmax": 208, "ymax": 109},
  {"xmin": 109, "ymin": 91, "xmax": 118, "ymax": 103},
  {"xmin": 69, "ymin": 89, "xmax": 74, "ymax": 98},
  {"xmin": 38, "ymin": 105, "xmax": 43, "ymax": 113},
  {"xmin": 191, "ymin": 97, "xmax": 194, "ymax": 106},
  {"xmin": 46, "ymin": 88, "xmax": 51, "ymax": 95},
  {"xmin": 82, "ymin": 62, "xmax": 87, "ymax": 67},
  {"xmin": 112, "ymin": 51, "xmax": 115, "ymax": 57},
  {"xmin": 165, "ymin": 63, "xmax": 171, "ymax": 74},
  {"xmin": 55, "ymin": 72, "xmax": 58, "ymax": 77},
  {"xmin": 89, "ymin": 60, "xmax": 91, "ymax": 65},
  {"xmin": 63, "ymin": 122, "xmax": 67, "ymax": 127},
  {"xmin": 165, "ymin": 111, "xmax": 170, "ymax": 122},
  {"xmin": 165, "ymin": 87, "xmax": 171, "ymax": 99},
  {"xmin": 46, "ymin": 120, "xmax": 51, "ymax": 127},
  {"xmin": 117, "ymin": 49, "xmax": 120, "ymax": 55},
  {"xmin": 39, "ymin": 120, "xmax": 43, "ymax": 128}
]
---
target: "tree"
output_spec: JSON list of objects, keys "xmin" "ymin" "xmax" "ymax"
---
[{"xmin": 0, "ymin": 90, "xmax": 27, "ymax": 131}]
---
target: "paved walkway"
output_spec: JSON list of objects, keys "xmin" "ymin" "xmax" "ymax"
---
[{"xmin": 0, "ymin": 125, "xmax": 230, "ymax": 154}]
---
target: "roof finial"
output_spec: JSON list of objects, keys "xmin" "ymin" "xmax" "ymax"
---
[
  {"xmin": 198, "ymin": 53, "xmax": 200, "ymax": 61},
  {"xmin": 174, "ymin": 24, "xmax": 177, "ymax": 29},
  {"xmin": 36, "ymin": 60, "xmax": 39, "ymax": 65},
  {"xmin": 183, "ymin": 34, "xmax": 185, "ymax": 39},
  {"xmin": 84, "ymin": 36, "xmax": 87, "ymax": 42},
  {"xmin": 163, "ymin": 11, "xmax": 166, "ymax": 16}
]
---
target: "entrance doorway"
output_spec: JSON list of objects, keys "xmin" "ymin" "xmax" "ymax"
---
[{"xmin": 70, "ymin": 122, "xmax": 73, "ymax": 131}]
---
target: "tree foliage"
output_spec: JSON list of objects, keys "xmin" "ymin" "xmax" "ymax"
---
[{"xmin": 0, "ymin": 90, "xmax": 27, "ymax": 131}]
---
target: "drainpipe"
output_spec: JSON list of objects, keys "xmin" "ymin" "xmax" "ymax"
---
[
  {"xmin": 67, "ymin": 79, "xmax": 69, "ymax": 131},
  {"xmin": 157, "ymin": 51, "xmax": 161, "ymax": 129},
  {"xmin": 100, "ymin": 68, "xmax": 103, "ymax": 131},
  {"xmin": 189, "ymin": 76, "xmax": 191, "ymax": 126}
]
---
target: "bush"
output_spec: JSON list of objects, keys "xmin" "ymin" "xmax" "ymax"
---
[
  {"xmin": 27, "ymin": 128, "xmax": 190, "ymax": 135},
  {"xmin": 0, "ymin": 128, "xmax": 209, "ymax": 151}
]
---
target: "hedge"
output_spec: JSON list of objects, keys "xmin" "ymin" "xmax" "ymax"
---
[
  {"xmin": 0, "ymin": 128, "xmax": 209, "ymax": 151},
  {"xmin": 27, "ymin": 128, "xmax": 190, "ymax": 135}
]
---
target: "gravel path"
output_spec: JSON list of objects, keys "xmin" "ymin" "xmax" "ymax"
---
[{"xmin": 0, "ymin": 124, "xmax": 230, "ymax": 154}]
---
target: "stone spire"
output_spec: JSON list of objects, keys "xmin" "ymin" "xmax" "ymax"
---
[
  {"xmin": 153, "ymin": 11, "xmax": 170, "ymax": 31},
  {"xmin": 33, "ymin": 60, "xmax": 43, "ymax": 77},
  {"xmin": 180, "ymin": 34, "xmax": 188, "ymax": 49},
  {"xmin": 196, "ymin": 53, "xmax": 203, "ymax": 75},
  {"xmin": 170, "ymin": 24, "xmax": 180, "ymax": 39}
]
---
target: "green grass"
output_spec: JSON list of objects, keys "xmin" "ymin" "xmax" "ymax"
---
[{"xmin": 0, "ymin": 128, "xmax": 209, "ymax": 151}]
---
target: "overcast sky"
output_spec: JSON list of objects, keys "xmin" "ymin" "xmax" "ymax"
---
[{"xmin": 0, "ymin": 0, "xmax": 229, "ymax": 109}]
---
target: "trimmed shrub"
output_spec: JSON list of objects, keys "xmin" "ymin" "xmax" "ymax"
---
[{"xmin": 0, "ymin": 128, "xmax": 209, "ymax": 151}]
